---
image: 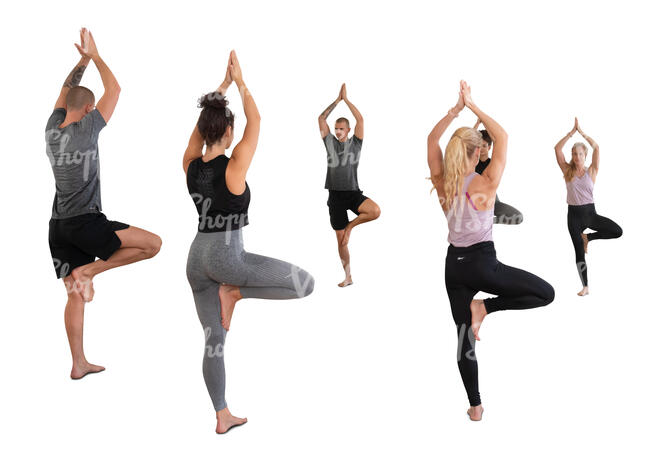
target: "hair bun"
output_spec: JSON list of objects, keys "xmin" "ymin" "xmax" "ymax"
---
[{"xmin": 198, "ymin": 92, "xmax": 229, "ymax": 110}]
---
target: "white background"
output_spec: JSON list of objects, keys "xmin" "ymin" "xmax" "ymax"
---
[{"xmin": 1, "ymin": 0, "xmax": 648, "ymax": 472}]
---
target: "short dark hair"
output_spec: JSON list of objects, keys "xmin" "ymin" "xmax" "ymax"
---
[
  {"xmin": 335, "ymin": 117, "xmax": 350, "ymax": 128},
  {"xmin": 197, "ymin": 92, "xmax": 235, "ymax": 147},
  {"xmin": 480, "ymin": 129, "xmax": 492, "ymax": 146},
  {"xmin": 66, "ymin": 86, "xmax": 95, "ymax": 110}
]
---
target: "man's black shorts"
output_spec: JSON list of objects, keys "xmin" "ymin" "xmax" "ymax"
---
[
  {"xmin": 48, "ymin": 212, "xmax": 130, "ymax": 279},
  {"xmin": 327, "ymin": 190, "xmax": 369, "ymax": 231}
]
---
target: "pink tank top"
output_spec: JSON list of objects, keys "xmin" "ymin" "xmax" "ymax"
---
[
  {"xmin": 566, "ymin": 171, "xmax": 594, "ymax": 205},
  {"xmin": 446, "ymin": 173, "xmax": 494, "ymax": 247}
]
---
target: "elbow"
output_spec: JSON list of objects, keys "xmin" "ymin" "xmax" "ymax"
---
[
  {"xmin": 494, "ymin": 131, "xmax": 508, "ymax": 145},
  {"xmin": 108, "ymin": 83, "xmax": 121, "ymax": 96}
]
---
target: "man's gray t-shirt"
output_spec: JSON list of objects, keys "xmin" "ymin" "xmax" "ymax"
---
[
  {"xmin": 322, "ymin": 132, "xmax": 362, "ymax": 191},
  {"xmin": 45, "ymin": 108, "xmax": 107, "ymax": 219}
]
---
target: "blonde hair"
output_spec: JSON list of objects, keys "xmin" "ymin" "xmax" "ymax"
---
[
  {"xmin": 441, "ymin": 127, "xmax": 483, "ymax": 211},
  {"xmin": 564, "ymin": 142, "xmax": 589, "ymax": 181}
]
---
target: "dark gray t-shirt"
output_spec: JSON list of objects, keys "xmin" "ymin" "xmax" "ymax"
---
[
  {"xmin": 45, "ymin": 108, "xmax": 107, "ymax": 219},
  {"xmin": 322, "ymin": 133, "xmax": 362, "ymax": 191}
]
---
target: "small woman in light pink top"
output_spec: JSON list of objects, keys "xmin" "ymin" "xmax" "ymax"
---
[{"xmin": 554, "ymin": 118, "xmax": 623, "ymax": 296}]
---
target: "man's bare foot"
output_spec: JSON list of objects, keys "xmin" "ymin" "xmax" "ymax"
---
[
  {"xmin": 577, "ymin": 286, "xmax": 589, "ymax": 296},
  {"xmin": 219, "ymin": 284, "xmax": 242, "ymax": 331},
  {"xmin": 467, "ymin": 405, "xmax": 484, "ymax": 421},
  {"xmin": 338, "ymin": 278, "xmax": 353, "ymax": 288},
  {"xmin": 341, "ymin": 225, "xmax": 352, "ymax": 247},
  {"xmin": 581, "ymin": 233, "xmax": 589, "ymax": 254},
  {"xmin": 216, "ymin": 407, "xmax": 248, "ymax": 434},
  {"xmin": 70, "ymin": 267, "xmax": 95, "ymax": 302},
  {"xmin": 470, "ymin": 299, "xmax": 488, "ymax": 341},
  {"xmin": 70, "ymin": 362, "xmax": 105, "ymax": 380}
]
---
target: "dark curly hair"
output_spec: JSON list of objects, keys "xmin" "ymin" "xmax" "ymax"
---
[{"xmin": 197, "ymin": 92, "xmax": 235, "ymax": 147}]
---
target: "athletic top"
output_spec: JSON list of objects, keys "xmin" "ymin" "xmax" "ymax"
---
[
  {"xmin": 45, "ymin": 108, "xmax": 107, "ymax": 219},
  {"xmin": 446, "ymin": 173, "xmax": 494, "ymax": 247},
  {"xmin": 186, "ymin": 155, "xmax": 251, "ymax": 233},
  {"xmin": 475, "ymin": 158, "xmax": 491, "ymax": 175},
  {"xmin": 322, "ymin": 132, "xmax": 362, "ymax": 191},
  {"xmin": 566, "ymin": 171, "xmax": 594, "ymax": 205}
]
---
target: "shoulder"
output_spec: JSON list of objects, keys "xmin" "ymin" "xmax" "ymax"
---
[
  {"xmin": 46, "ymin": 108, "xmax": 66, "ymax": 130},
  {"xmin": 352, "ymin": 135, "xmax": 363, "ymax": 146},
  {"xmin": 186, "ymin": 156, "xmax": 203, "ymax": 172},
  {"xmin": 80, "ymin": 108, "xmax": 107, "ymax": 128}
]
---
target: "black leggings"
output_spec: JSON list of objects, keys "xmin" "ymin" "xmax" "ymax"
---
[
  {"xmin": 444, "ymin": 241, "xmax": 555, "ymax": 407},
  {"xmin": 567, "ymin": 204, "xmax": 623, "ymax": 287}
]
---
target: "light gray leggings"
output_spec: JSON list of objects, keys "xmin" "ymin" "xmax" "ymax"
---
[{"xmin": 186, "ymin": 228, "xmax": 315, "ymax": 411}]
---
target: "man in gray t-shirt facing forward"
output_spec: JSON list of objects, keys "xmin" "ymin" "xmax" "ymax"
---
[
  {"xmin": 46, "ymin": 28, "xmax": 162, "ymax": 380},
  {"xmin": 319, "ymin": 83, "xmax": 381, "ymax": 287}
]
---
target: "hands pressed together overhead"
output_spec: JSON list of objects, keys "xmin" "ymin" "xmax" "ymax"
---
[{"xmin": 74, "ymin": 27, "xmax": 98, "ymax": 61}]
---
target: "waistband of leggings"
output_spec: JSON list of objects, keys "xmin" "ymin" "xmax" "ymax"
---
[
  {"xmin": 568, "ymin": 203, "xmax": 595, "ymax": 212},
  {"xmin": 446, "ymin": 240, "xmax": 495, "ymax": 256}
]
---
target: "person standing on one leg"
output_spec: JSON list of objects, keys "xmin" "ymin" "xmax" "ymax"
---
[
  {"xmin": 184, "ymin": 51, "xmax": 315, "ymax": 434},
  {"xmin": 318, "ymin": 84, "xmax": 380, "ymax": 287},
  {"xmin": 554, "ymin": 118, "xmax": 622, "ymax": 296},
  {"xmin": 427, "ymin": 81, "xmax": 554, "ymax": 421},
  {"xmin": 473, "ymin": 119, "xmax": 523, "ymax": 224},
  {"xmin": 46, "ymin": 28, "xmax": 162, "ymax": 380}
]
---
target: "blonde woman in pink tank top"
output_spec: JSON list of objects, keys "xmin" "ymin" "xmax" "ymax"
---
[
  {"xmin": 428, "ymin": 81, "xmax": 554, "ymax": 422},
  {"xmin": 554, "ymin": 118, "xmax": 623, "ymax": 296}
]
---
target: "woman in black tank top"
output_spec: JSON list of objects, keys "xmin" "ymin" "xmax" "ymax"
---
[
  {"xmin": 186, "ymin": 153, "xmax": 251, "ymax": 233},
  {"xmin": 183, "ymin": 51, "xmax": 314, "ymax": 435}
]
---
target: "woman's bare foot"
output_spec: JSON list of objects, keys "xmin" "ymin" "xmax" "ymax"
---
[
  {"xmin": 219, "ymin": 284, "xmax": 242, "ymax": 331},
  {"xmin": 338, "ymin": 278, "xmax": 353, "ymax": 288},
  {"xmin": 216, "ymin": 407, "xmax": 248, "ymax": 434},
  {"xmin": 577, "ymin": 286, "xmax": 589, "ymax": 296},
  {"xmin": 70, "ymin": 267, "xmax": 95, "ymax": 302},
  {"xmin": 70, "ymin": 361, "xmax": 105, "ymax": 380},
  {"xmin": 470, "ymin": 299, "xmax": 488, "ymax": 341},
  {"xmin": 467, "ymin": 405, "xmax": 484, "ymax": 421},
  {"xmin": 581, "ymin": 233, "xmax": 589, "ymax": 254}
]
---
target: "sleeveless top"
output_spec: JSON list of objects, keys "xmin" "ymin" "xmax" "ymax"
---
[
  {"xmin": 186, "ymin": 155, "xmax": 251, "ymax": 233},
  {"xmin": 475, "ymin": 157, "xmax": 490, "ymax": 175},
  {"xmin": 566, "ymin": 170, "xmax": 594, "ymax": 206},
  {"xmin": 446, "ymin": 172, "xmax": 494, "ymax": 247}
]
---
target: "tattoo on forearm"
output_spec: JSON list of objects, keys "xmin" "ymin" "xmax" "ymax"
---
[
  {"xmin": 63, "ymin": 64, "xmax": 87, "ymax": 88},
  {"xmin": 320, "ymin": 101, "xmax": 338, "ymax": 119}
]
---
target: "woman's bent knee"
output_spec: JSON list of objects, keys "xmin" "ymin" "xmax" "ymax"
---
[{"xmin": 295, "ymin": 269, "xmax": 315, "ymax": 298}]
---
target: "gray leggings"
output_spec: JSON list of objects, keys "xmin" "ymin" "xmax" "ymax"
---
[{"xmin": 186, "ymin": 228, "xmax": 315, "ymax": 411}]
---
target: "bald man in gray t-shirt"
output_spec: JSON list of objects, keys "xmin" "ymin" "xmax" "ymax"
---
[
  {"xmin": 46, "ymin": 28, "xmax": 162, "ymax": 381},
  {"xmin": 318, "ymin": 83, "xmax": 381, "ymax": 287}
]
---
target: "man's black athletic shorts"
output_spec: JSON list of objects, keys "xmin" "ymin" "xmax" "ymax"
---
[
  {"xmin": 48, "ymin": 212, "xmax": 130, "ymax": 279},
  {"xmin": 327, "ymin": 190, "xmax": 369, "ymax": 231}
]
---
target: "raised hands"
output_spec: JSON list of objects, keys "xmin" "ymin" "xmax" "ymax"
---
[
  {"xmin": 460, "ymin": 80, "xmax": 474, "ymax": 108},
  {"xmin": 74, "ymin": 28, "xmax": 98, "ymax": 60},
  {"xmin": 339, "ymin": 83, "xmax": 348, "ymax": 102},
  {"xmin": 229, "ymin": 50, "xmax": 243, "ymax": 86}
]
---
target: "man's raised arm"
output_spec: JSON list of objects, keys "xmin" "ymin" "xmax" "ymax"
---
[
  {"xmin": 318, "ymin": 86, "xmax": 342, "ymax": 139},
  {"xmin": 53, "ymin": 29, "xmax": 91, "ymax": 110},
  {"xmin": 341, "ymin": 84, "xmax": 363, "ymax": 139},
  {"xmin": 79, "ymin": 28, "xmax": 121, "ymax": 123}
]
